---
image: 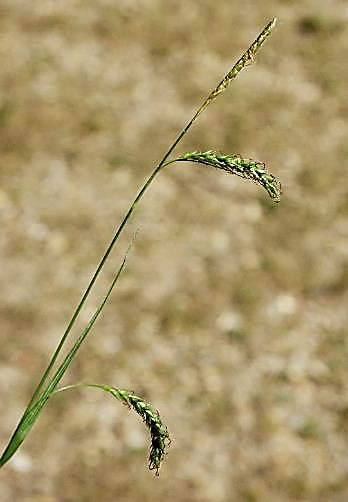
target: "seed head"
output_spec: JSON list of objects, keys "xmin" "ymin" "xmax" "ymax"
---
[
  {"xmin": 109, "ymin": 387, "xmax": 170, "ymax": 475},
  {"xmin": 175, "ymin": 150, "xmax": 281, "ymax": 201}
]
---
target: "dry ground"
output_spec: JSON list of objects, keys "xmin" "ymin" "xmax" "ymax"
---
[{"xmin": 0, "ymin": 1, "xmax": 347, "ymax": 501}]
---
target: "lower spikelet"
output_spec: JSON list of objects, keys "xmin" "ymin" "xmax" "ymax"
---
[
  {"xmin": 175, "ymin": 150, "xmax": 281, "ymax": 201},
  {"xmin": 108, "ymin": 387, "xmax": 170, "ymax": 475}
]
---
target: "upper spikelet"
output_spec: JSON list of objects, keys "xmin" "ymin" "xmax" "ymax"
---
[
  {"xmin": 194, "ymin": 18, "xmax": 277, "ymax": 119},
  {"xmin": 210, "ymin": 18, "xmax": 277, "ymax": 101}
]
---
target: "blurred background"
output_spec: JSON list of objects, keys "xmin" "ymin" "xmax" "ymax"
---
[{"xmin": 0, "ymin": 1, "xmax": 347, "ymax": 500}]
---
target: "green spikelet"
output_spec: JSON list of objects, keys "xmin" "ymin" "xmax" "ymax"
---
[
  {"xmin": 194, "ymin": 18, "xmax": 277, "ymax": 119},
  {"xmin": 174, "ymin": 150, "xmax": 281, "ymax": 200},
  {"xmin": 208, "ymin": 18, "xmax": 277, "ymax": 103},
  {"xmin": 108, "ymin": 387, "xmax": 170, "ymax": 475},
  {"xmin": 53, "ymin": 383, "xmax": 170, "ymax": 475}
]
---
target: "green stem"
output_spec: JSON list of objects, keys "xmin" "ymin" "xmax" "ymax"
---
[
  {"xmin": 0, "ymin": 243, "xmax": 129, "ymax": 467},
  {"xmin": 26, "ymin": 18, "xmax": 276, "ymax": 408},
  {"xmin": 26, "ymin": 104, "xmax": 205, "ymax": 411},
  {"xmin": 0, "ymin": 107, "xmax": 203, "ymax": 469},
  {"xmin": 24, "ymin": 85, "xmax": 210, "ymax": 412},
  {"xmin": 54, "ymin": 383, "xmax": 103, "ymax": 394},
  {"xmin": 0, "ymin": 18, "xmax": 276, "ymax": 469}
]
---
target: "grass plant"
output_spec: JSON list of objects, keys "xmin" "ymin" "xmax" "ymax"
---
[{"xmin": 0, "ymin": 18, "xmax": 279, "ymax": 475}]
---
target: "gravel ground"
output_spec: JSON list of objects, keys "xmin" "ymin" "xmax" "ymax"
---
[{"xmin": 0, "ymin": 1, "xmax": 347, "ymax": 501}]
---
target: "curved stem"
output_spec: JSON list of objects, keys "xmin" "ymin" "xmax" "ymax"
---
[
  {"xmin": 0, "ymin": 243, "xmax": 130, "ymax": 467},
  {"xmin": 0, "ymin": 18, "xmax": 277, "ymax": 469},
  {"xmin": 53, "ymin": 383, "xmax": 102, "ymax": 394},
  {"xmin": 26, "ymin": 81, "xmax": 213, "ymax": 409},
  {"xmin": 27, "ymin": 164, "xmax": 162, "ymax": 408},
  {"xmin": 26, "ymin": 17, "xmax": 276, "ymax": 408},
  {"xmin": 0, "ymin": 115, "xmax": 202, "ymax": 469}
]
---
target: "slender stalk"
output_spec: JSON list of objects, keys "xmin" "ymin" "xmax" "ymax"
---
[
  {"xmin": 0, "ymin": 242, "xmax": 130, "ymax": 467},
  {"xmin": 0, "ymin": 18, "xmax": 276, "ymax": 469},
  {"xmin": 26, "ymin": 167, "xmax": 161, "ymax": 408},
  {"xmin": 26, "ymin": 100, "xmax": 201, "ymax": 409},
  {"xmin": 28, "ymin": 17, "xmax": 276, "ymax": 405},
  {"xmin": 26, "ymin": 100, "xmax": 186, "ymax": 410}
]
